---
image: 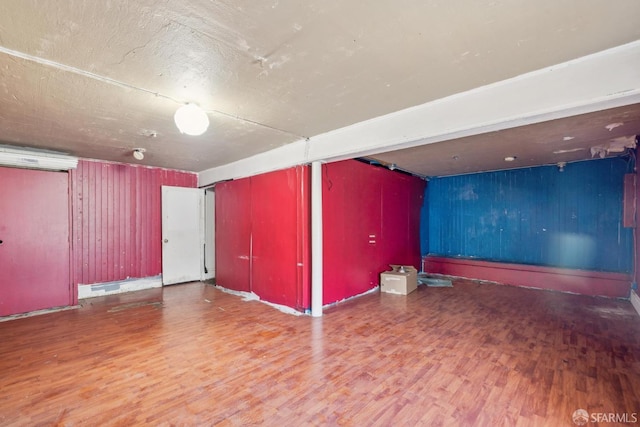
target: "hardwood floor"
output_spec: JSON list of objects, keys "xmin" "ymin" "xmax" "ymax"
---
[{"xmin": 1, "ymin": 280, "xmax": 639, "ymax": 426}]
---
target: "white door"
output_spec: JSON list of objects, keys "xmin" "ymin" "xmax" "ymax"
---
[{"xmin": 162, "ymin": 186, "xmax": 203, "ymax": 285}]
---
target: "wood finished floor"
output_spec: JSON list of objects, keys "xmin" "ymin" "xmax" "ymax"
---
[{"xmin": 1, "ymin": 280, "xmax": 639, "ymax": 426}]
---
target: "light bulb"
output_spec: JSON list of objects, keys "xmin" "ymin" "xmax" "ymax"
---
[{"xmin": 174, "ymin": 104, "xmax": 209, "ymax": 136}]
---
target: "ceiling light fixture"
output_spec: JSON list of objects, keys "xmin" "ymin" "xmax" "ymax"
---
[
  {"xmin": 174, "ymin": 103, "xmax": 209, "ymax": 136},
  {"xmin": 133, "ymin": 148, "xmax": 146, "ymax": 160},
  {"xmin": 504, "ymin": 156, "xmax": 517, "ymax": 162}
]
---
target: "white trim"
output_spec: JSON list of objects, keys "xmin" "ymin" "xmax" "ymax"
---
[
  {"xmin": 202, "ymin": 188, "xmax": 215, "ymax": 280},
  {"xmin": 631, "ymin": 290, "xmax": 640, "ymax": 318},
  {"xmin": 78, "ymin": 275, "xmax": 162, "ymax": 299},
  {"xmin": 199, "ymin": 40, "xmax": 640, "ymax": 186},
  {"xmin": 198, "ymin": 189, "xmax": 207, "ymax": 280},
  {"xmin": 311, "ymin": 161, "xmax": 323, "ymax": 317}
]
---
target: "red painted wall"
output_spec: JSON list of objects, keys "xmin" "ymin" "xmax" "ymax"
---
[
  {"xmin": 215, "ymin": 166, "xmax": 310, "ymax": 310},
  {"xmin": 381, "ymin": 171, "xmax": 424, "ymax": 269},
  {"xmin": 423, "ymin": 256, "xmax": 631, "ymax": 298},
  {"xmin": 323, "ymin": 160, "xmax": 425, "ymax": 305},
  {"xmin": 215, "ymin": 178, "xmax": 252, "ymax": 292},
  {"xmin": 70, "ymin": 160, "xmax": 197, "ymax": 286},
  {"xmin": 322, "ymin": 161, "xmax": 382, "ymax": 302},
  {"xmin": 251, "ymin": 167, "xmax": 309, "ymax": 307}
]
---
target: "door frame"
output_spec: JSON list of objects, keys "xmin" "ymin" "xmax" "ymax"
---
[
  {"xmin": 202, "ymin": 187, "xmax": 215, "ymax": 280},
  {"xmin": 68, "ymin": 171, "xmax": 77, "ymax": 306},
  {"xmin": 0, "ymin": 166, "xmax": 73, "ymax": 316}
]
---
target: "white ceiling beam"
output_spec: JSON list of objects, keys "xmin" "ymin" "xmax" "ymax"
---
[{"xmin": 198, "ymin": 40, "xmax": 640, "ymax": 187}]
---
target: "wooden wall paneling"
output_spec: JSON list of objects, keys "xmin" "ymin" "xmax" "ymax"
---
[
  {"xmin": 427, "ymin": 158, "xmax": 633, "ymax": 273},
  {"xmin": 423, "ymin": 256, "xmax": 632, "ymax": 298},
  {"xmin": 322, "ymin": 161, "xmax": 376, "ymax": 304},
  {"xmin": 70, "ymin": 160, "xmax": 197, "ymax": 286},
  {"xmin": 378, "ymin": 168, "xmax": 424, "ymax": 273},
  {"xmin": 215, "ymin": 166, "xmax": 311, "ymax": 311},
  {"xmin": 215, "ymin": 178, "xmax": 252, "ymax": 292},
  {"xmin": 250, "ymin": 168, "xmax": 300, "ymax": 307},
  {"xmin": 322, "ymin": 160, "xmax": 424, "ymax": 304}
]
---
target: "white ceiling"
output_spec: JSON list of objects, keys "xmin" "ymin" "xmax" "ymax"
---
[{"xmin": 1, "ymin": 1, "xmax": 639, "ymax": 178}]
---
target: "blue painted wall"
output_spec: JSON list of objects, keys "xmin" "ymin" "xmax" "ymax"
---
[{"xmin": 423, "ymin": 157, "xmax": 633, "ymax": 273}]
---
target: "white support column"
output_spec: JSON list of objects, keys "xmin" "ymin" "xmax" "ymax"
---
[{"xmin": 311, "ymin": 161, "xmax": 323, "ymax": 317}]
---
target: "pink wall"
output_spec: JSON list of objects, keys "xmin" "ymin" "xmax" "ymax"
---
[
  {"xmin": 323, "ymin": 160, "xmax": 425, "ymax": 305},
  {"xmin": 424, "ymin": 256, "xmax": 631, "ymax": 298},
  {"xmin": 70, "ymin": 160, "xmax": 197, "ymax": 286}
]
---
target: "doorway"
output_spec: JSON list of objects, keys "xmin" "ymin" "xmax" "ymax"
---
[
  {"xmin": 0, "ymin": 167, "xmax": 72, "ymax": 316},
  {"xmin": 203, "ymin": 187, "xmax": 215, "ymax": 280},
  {"xmin": 161, "ymin": 186, "xmax": 203, "ymax": 285}
]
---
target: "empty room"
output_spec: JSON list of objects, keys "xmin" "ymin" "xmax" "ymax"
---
[{"xmin": 1, "ymin": 2, "xmax": 640, "ymax": 426}]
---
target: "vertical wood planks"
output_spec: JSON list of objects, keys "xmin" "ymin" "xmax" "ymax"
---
[
  {"xmin": 215, "ymin": 177, "xmax": 252, "ymax": 293},
  {"xmin": 427, "ymin": 157, "xmax": 633, "ymax": 272},
  {"xmin": 70, "ymin": 160, "xmax": 197, "ymax": 286},
  {"xmin": 322, "ymin": 160, "xmax": 425, "ymax": 305},
  {"xmin": 214, "ymin": 166, "xmax": 311, "ymax": 310}
]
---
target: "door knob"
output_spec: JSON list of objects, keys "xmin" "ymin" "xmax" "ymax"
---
[{"xmin": 163, "ymin": 239, "xmax": 169, "ymax": 243}]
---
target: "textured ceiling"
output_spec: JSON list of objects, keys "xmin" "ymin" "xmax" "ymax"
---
[
  {"xmin": 370, "ymin": 104, "xmax": 640, "ymax": 177},
  {"xmin": 0, "ymin": 1, "xmax": 639, "ymax": 174}
]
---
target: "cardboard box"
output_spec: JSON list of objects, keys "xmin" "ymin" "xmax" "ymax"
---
[{"xmin": 380, "ymin": 265, "xmax": 418, "ymax": 295}]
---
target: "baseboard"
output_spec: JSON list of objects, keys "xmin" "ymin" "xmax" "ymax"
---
[
  {"xmin": 423, "ymin": 256, "xmax": 631, "ymax": 298},
  {"xmin": 78, "ymin": 275, "xmax": 162, "ymax": 299},
  {"xmin": 631, "ymin": 290, "xmax": 640, "ymax": 317}
]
